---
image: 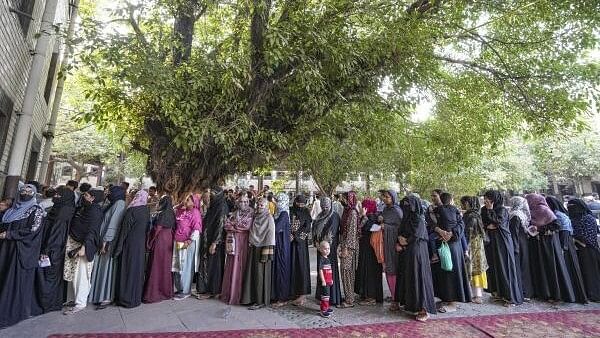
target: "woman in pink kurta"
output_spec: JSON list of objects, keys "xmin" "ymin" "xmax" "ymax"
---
[{"xmin": 221, "ymin": 195, "xmax": 254, "ymax": 304}]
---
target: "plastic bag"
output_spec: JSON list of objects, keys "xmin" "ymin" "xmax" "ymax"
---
[{"xmin": 438, "ymin": 242, "xmax": 453, "ymax": 271}]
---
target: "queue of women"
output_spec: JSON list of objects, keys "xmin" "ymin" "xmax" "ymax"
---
[{"xmin": 0, "ymin": 182, "xmax": 599, "ymax": 328}]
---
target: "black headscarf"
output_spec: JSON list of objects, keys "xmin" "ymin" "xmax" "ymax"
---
[
  {"xmin": 567, "ymin": 198, "xmax": 593, "ymax": 217},
  {"xmin": 482, "ymin": 190, "xmax": 507, "ymax": 228},
  {"xmin": 204, "ymin": 187, "xmax": 227, "ymax": 241},
  {"xmin": 294, "ymin": 194, "xmax": 307, "ymax": 205},
  {"xmin": 484, "ymin": 190, "xmax": 503, "ymax": 209},
  {"xmin": 290, "ymin": 195, "xmax": 311, "ymax": 219},
  {"xmin": 400, "ymin": 195, "xmax": 428, "ymax": 241},
  {"xmin": 105, "ymin": 185, "xmax": 126, "ymax": 211},
  {"xmin": 155, "ymin": 195, "xmax": 176, "ymax": 228},
  {"xmin": 69, "ymin": 190, "xmax": 104, "ymax": 254},
  {"xmin": 545, "ymin": 195, "xmax": 568, "ymax": 214},
  {"xmin": 47, "ymin": 186, "xmax": 76, "ymax": 224}
]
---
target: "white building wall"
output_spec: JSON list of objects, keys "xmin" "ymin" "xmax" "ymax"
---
[{"xmin": 0, "ymin": 0, "xmax": 70, "ymax": 193}]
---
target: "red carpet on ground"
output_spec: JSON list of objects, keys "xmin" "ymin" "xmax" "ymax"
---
[{"xmin": 48, "ymin": 310, "xmax": 600, "ymax": 338}]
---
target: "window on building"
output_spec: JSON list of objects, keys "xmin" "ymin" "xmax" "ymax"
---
[
  {"xmin": 11, "ymin": 0, "xmax": 36, "ymax": 36},
  {"xmin": 44, "ymin": 52, "xmax": 59, "ymax": 103},
  {"xmin": 26, "ymin": 136, "xmax": 41, "ymax": 181},
  {"xmin": 0, "ymin": 88, "xmax": 15, "ymax": 163}
]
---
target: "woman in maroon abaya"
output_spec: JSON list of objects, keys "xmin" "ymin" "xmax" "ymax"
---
[{"xmin": 143, "ymin": 195, "xmax": 176, "ymax": 303}]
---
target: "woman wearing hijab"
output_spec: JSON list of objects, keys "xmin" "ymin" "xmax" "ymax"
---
[
  {"xmin": 271, "ymin": 192, "xmax": 292, "ymax": 307},
  {"xmin": 221, "ymin": 194, "xmax": 253, "ymax": 305},
  {"xmin": 568, "ymin": 198, "xmax": 600, "ymax": 301},
  {"xmin": 241, "ymin": 198, "xmax": 276, "ymax": 309},
  {"xmin": 0, "ymin": 184, "xmax": 45, "ymax": 328},
  {"xmin": 508, "ymin": 196, "xmax": 534, "ymax": 301},
  {"xmin": 63, "ymin": 189, "xmax": 104, "ymax": 315},
  {"xmin": 546, "ymin": 195, "xmax": 587, "ymax": 303},
  {"xmin": 339, "ymin": 191, "xmax": 360, "ymax": 308},
  {"xmin": 143, "ymin": 195, "xmax": 176, "ymax": 303},
  {"xmin": 172, "ymin": 194, "xmax": 202, "ymax": 300},
  {"xmin": 397, "ymin": 195, "xmax": 436, "ymax": 322},
  {"xmin": 312, "ymin": 196, "xmax": 342, "ymax": 307},
  {"xmin": 432, "ymin": 193, "xmax": 471, "ymax": 311},
  {"xmin": 380, "ymin": 189, "xmax": 403, "ymax": 311},
  {"xmin": 354, "ymin": 198, "xmax": 383, "ymax": 305},
  {"xmin": 90, "ymin": 185, "xmax": 127, "ymax": 309},
  {"xmin": 197, "ymin": 188, "xmax": 226, "ymax": 299},
  {"xmin": 481, "ymin": 190, "xmax": 523, "ymax": 306},
  {"xmin": 32, "ymin": 186, "xmax": 76, "ymax": 315},
  {"xmin": 289, "ymin": 195, "xmax": 312, "ymax": 306},
  {"xmin": 460, "ymin": 196, "xmax": 488, "ymax": 304},
  {"xmin": 525, "ymin": 193, "xmax": 575, "ymax": 303},
  {"xmin": 113, "ymin": 190, "xmax": 151, "ymax": 308}
]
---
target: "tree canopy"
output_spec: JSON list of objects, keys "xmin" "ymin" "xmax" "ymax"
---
[{"xmin": 75, "ymin": 0, "xmax": 600, "ymax": 196}]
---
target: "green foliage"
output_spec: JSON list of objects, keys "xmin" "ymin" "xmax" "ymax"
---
[
  {"xmin": 73, "ymin": 0, "xmax": 599, "ymax": 194},
  {"xmin": 534, "ymin": 126, "xmax": 600, "ymax": 181},
  {"xmin": 54, "ymin": 70, "xmax": 147, "ymax": 180}
]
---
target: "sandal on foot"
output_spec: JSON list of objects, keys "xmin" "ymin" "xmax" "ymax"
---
[
  {"xmin": 415, "ymin": 312, "xmax": 429, "ymax": 322},
  {"xmin": 359, "ymin": 299, "xmax": 376, "ymax": 306},
  {"xmin": 472, "ymin": 297, "xmax": 483, "ymax": 304},
  {"xmin": 340, "ymin": 302, "xmax": 355, "ymax": 308},
  {"xmin": 249, "ymin": 304, "xmax": 265, "ymax": 310},
  {"xmin": 389, "ymin": 303, "xmax": 400, "ymax": 312}
]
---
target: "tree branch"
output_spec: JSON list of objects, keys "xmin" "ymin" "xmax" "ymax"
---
[{"xmin": 124, "ymin": 1, "xmax": 149, "ymax": 46}]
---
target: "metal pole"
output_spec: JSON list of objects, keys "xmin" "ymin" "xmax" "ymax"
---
[
  {"xmin": 4, "ymin": 0, "xmax": 59, "ymax": 197},
  {"xmin": 39, "ymin": 0, "xmax": 80, "ymax": 184}
]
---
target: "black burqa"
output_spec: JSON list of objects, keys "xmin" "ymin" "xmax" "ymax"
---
[
  {"xmin": 113, "ymin": 205, "xmax": 151, "ymax": 308},
  {"xmin": 354, "ymin": 213, "xmax": 383, "ymax": 303},
  {"xmin": 197, "ymin": 187, "xmax": 227, "ymax": 295},
  {"xmin": 432, "ymin": 204, "xmax": 472, "ymax": 303},
  {"xmin": 547, "ymin": 196, "xmax": 587, "ymax": 303},
  {"xmin": 313, "ymin": 201, "xmax": 342, "ymax": 305},
  {"xmin": 0, "ymin": 186, "xmax": 45, "ymax": 329},
  {"xmin": 396, "ymin": 195, "xmax": 436, "ymax": 315},
  {"xmin": 481, "ymin": 191, "xmax": 523, "ymax": 305},
  {"xmin": 32, "ymin": 187, "xmax": 76, "ymax": 315},
  {"xmin": 290, "ymin": 195, "xmax": 312, "ymax": 297}
]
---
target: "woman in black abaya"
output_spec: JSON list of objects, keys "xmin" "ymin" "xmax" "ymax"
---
[
  {"xmin": 568, "ymin": 198, "xmax": 600, "ymax": 302},
  {"xmin": 396, "ymin": 195, "xmax": 436, "ymax": 322},
  {"xmin": 289, "ymin": 195, "xmax": 312, "ymax": 305},
  {"xmin": 354, "ymin": 198, "xmax": 383, "ymax": 304},
  {"xmin": 0, "ymin": 184, "xmax": 45, "ymax": 328},
  {"xmin": 113, "ymin": 190, "xmax": 151, "ymax": 308},
  {"xmin": 313, "ymin": 197, "xmax": 342, "ymax": 306},
  {"xmin": 525, "ymin": 193, "xmax": 575, "ymax": 303},
  {"xmin": 32, "ymin": 186, "xmax": 76, "ymax": 315},
  {"xmin": 546, "ymin": 195, "xmax": 587, "ymax": 303},
  {"xmin": 508, "ymin": 196, "xmax": 534, "ymax": 301},
  {"xmin": 431, "ymin": 193, "xmax": 471, "ymax": 311},
  {"xmin": 197, "ymin": 187, "xmax": 227, "ymax": 298},
  {"xmin": 481, "ymin": 190, "xmax": 523, "ymax": 306}
]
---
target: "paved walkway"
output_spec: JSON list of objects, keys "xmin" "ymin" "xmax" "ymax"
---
[{"xmin": 2, "ymin": 248, "xmax": 599, "ymax": 337}]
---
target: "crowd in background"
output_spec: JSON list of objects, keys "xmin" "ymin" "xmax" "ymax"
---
[{"xmin": 1, "ymin": 179, "xmax": 600, "ymax": 327}]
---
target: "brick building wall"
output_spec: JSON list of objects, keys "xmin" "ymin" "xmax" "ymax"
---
[{"xmin": 0, "ymin": 0, "xmax": 70, "ymax": 193}]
